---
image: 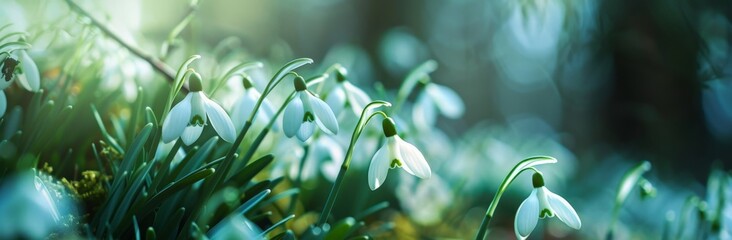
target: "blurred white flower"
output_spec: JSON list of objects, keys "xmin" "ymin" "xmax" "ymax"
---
[
  {"xmin": 515, "ymin": 173, "xmax": 581, "ymax": 239},
  {"xmin": 230, "ymin": 76, "xmax": 275, "ymax": 132},
  {"xmin": 325, "ymin": 69, "xmax": 371, "ymax": 116},
  {"xmin": 0, "ymin": 171, "xmax": 74, "ymax": 239},
  {"xmin": 162, "ymin": 72, "xmax": 236, "ymax": 145},
  {"xmin": 397, "ymin": 174, "xmax": 452, "ymax": 225},
  {"xmin": 412, "ymin": 82, "xmax": 464, "ymax": 130},
  {"xmin": 368, "ymin": 117, "xmax": 431, "ymax": 190},
  {"xmin": 283, "ymin": 76, "xmax": 339, "ymax": 141}
]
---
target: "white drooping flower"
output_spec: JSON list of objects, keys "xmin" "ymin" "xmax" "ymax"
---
[
  {"xmin": 515, "ymin": 173, "xmax": 581, "ymax": 239},
  {"xmin": 325, "ymin": 69, "xmax": 371, "ymax": 116},
  {"xmin": 368, "ymin": 117, "xmax": 431, "ymax": 190},
  {"xmin": 0, "ymin": 50, "xmax": 40, "ymax": 118},
  {"xmin": 412, "ymin": 82, "xmax": 464, "ymax": 130},
  {"xmin": 230, "ymin": 75, "xmax": 275, "ymax": 132},
  {"xmin": 282, "ymin": 76, "xmax": 339, "ymax": 142},
  {"xmin": 162, "ymin": 72, "xmax": 236, "ymax": 145}
]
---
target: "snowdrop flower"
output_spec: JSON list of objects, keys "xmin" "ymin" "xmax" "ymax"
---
[
  {"xmin": 412, "ymin": 82, "xmax": 464, "ymax": 130},
  {"xmin": 0, "ymin": 50, "xmax": 40, "ymax": 117},
  {"xmin": 283, "ymin": 76, "xmax": 339, "ymax": 142},
  {"xmin": 12, "ymin": 50, "xmax": 40, "ymax": 92},
  {"xmin": 325, "ymin": 68, "xmax": 371, "ymax": 116},
  {"xmin": 515, "ymin": 173, "xmax": 581, "ymax": 239},
  {"xmin": 368, "ymin": 117, "xmax": 431, "ymax": 190},
  {"xmin": 230, "ymin": 75, "xmax": 275, "ymax": 132},
  {"xmin": 162, "ymin": 72, "xmax": 236, "ymax": 145}
]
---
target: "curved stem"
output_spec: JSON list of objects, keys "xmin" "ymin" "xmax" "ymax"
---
[
  {"xmin": 475, "ymin": 156, "xmax": 558, "ymax": 240},
  {"xmin": 316, "ymin": 101, "xmax": 391, "ymax": 228},
  {"xmin": 392, "ymin": 60, "xmax": 437, "ymax": 113},
  {"xmin": 606, "ymin": 161, "xmax": 651, "ymax": 239}
]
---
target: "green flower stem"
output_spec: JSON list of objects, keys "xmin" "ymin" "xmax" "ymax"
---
[
  {"xmin": 675, "ymin": 195, "xmax": 700, "ymax": 239},
  {"xmin": 606, "ymin": 161, "xmax": 651, "ymax": 239},
  {"xmin": 160, "ymin": 55, "xmax": 201, "ymax": 125},
  {"xmin": 475, "ymin": 156, "xmax": 558, "ymax": 240},
  {"xmin": 186, "ymin": 73, "xmax": 320, "ymax": 230},
  {"xmin": 316, "ymin": 101, "xmax": 391, "ymax": 229},
  {"xmin": 62, "ymin": 0, "xmax": 181, "ymax": 88},
  {"xmin": 209, "ymin": 61, "xmax": 264, "ymax": 97},
  {"xmin": 392, "ymin": 60, "xmax": 437, "ymax": 113},
  {"xmin": 288, "ymin": 144, "xmax": 311, "ymax": 214}
]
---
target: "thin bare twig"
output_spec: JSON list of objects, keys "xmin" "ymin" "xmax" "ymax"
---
[{"xmin": 63, "ymin": 0, "xmax": 189, "ymax": 92}]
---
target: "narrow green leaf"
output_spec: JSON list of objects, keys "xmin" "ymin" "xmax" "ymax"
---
[
  {"xmin": 146, "ymin": 227, "xmax": 156, "ymax": 240},
  {"xmin": 260, "ymin": 215, "xmax": 295, "ymax": 236},
  {"xmin": 225, "ymin": 154, "xmax": 274, "ymax": 186},
  {"xmin": 355, "ymin": 201, "xmax": 389, "ymax": 221},
  {"xmin": 270, "ymin": 230, "xmax": 295, "ymax": 240},
  {"xmin": 133, "ymin": 216, "xmax": 141, "ymax": 240},
  {"xmin": 0, "ymin": 41, "xmax": 31, "ymax": 53},
  {"xmin": 91, "ymin": 104, "xmax": 124, "ymax": 154},
  {"xmin": 233, "ymin": 189, "xmax": 271, "ymax": 215},
  {"xmin": 325, "ymin": 217, "xmax": 356, "ymax": 240},
  {"xmin": 145, "ymin": 168, "xmax": 215, "ymax": 211}
]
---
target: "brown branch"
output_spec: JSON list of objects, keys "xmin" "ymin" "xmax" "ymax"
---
[{"xmin": 63, "ymin": 0, "xmax": 188, "ymax": 92}]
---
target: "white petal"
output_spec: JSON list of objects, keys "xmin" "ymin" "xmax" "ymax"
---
[
  {"xmin": 0, "ymin": 91, "xmax": 6, "ymax": 118},
  {"xmin": 282, "ymin": 94, "xmax": 304, "ymax": 138},
  {"xmin": 546, "ymin": 188, "xmax": 581, "ymax": 229},
  {"xmin": 231, "ymin": 96, "xmax": 250, "ymax": 133},
  {"xmin": 162, "ymin": 94, "xmax": 192, "ymax": 143},
  {"xmin": 412, "ymin": 92, "xmax": 436, "ymax": 130},
  {"xmin": 16, "ymin": 50, "xmax": 40, "ymax": 92},
  {"xmin": 515, "ymin": 189, "xmax": 540, "ymax": 239},
  {"xmin": 368, "ymin": 145, "xmax": 390, "ymax": 190},
  {"xmin": 395, "ymin": 136, "xmax": 431, "ymax": 179},
  {"xmin": 308, "ymin": 92, "xmax": 339, "ymax": 135},
  {"xmin": 325, "ymin": 85, "xmax": 346, "ymax": 116},
  {"xmin": 204, "ymin": 97, "xmax": 236, "ymax": 143},
  {"xmin": 296, "ymin": 121, "xmax": 314, "ymax": 142},
  {"xmin": 180, "ymin": 125, "xmax": 203, "ymax": 145},
  {"xmin": 426, "ymin": 84, "xmax": 464, "ymax": 119},
  {"xmin": 344, "ymin": 82, "xmax": 371, "ymax": 115}
]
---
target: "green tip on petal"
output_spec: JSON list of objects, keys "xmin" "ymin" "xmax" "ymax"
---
[
  {"xmin": 539, "ymin": 208, "xmax": 553, "ymax": 218},
  {"xmin": 390, "ymin": 159, "xmax": 402, "ymax": 169},
  {"xmin": 382, "ymin": 117, "xmax": 397, "ymax": 137},
  {"xmin": 242, "ymin": 75, "xmax": 254, "ymax": 89},
  {"xmin": 189, "ymin": 71, "xmax": 203, "ymax": 92},
  {"xmin": 294, "ymin": 76, "xmax": 307, "ymax": 91},
  {"xmin": 335, "ymin": 67, "xmax": 347, "ymax": 83},
  {"xmin": 532, "ymin": 173, "xmax": 545, "ymax": 188}
]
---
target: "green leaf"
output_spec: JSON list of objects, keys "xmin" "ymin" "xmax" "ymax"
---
[
  {"xmin": 325, "ymin": 217, "xmax": 356, "ymax": 240},
  {"xmin": 146, "ymin": 227, "xmax": 156, "ymax": 240},
  {"xmin": 225, "ymin": 154, "xmax": 274, "ymax": 186},
  {"xmin": 146, "ymin": 168, "xmax": 215, "ymax": 211},
  {"xmin": 271, "ymin": 230, "xmax": 295, "ymax": 240},
  {"xmin": 91, "ymin": 104, "xmax": 124, "ymax": 154},
  {"xmin": 0, "ymin": 41, "xmax": 31, "ymax": 53},
  {"xmin": 133, "ymin": 216, "xmax": 141, "ymax": 240},
  {"xmin": 260, "ymin": 215, "xmax": 295, "ymax": 237}
]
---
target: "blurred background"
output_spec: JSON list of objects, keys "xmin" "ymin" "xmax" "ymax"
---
[{"xmin": 2, "ymin": 0, "xmax": 732, "ymax": 238}]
